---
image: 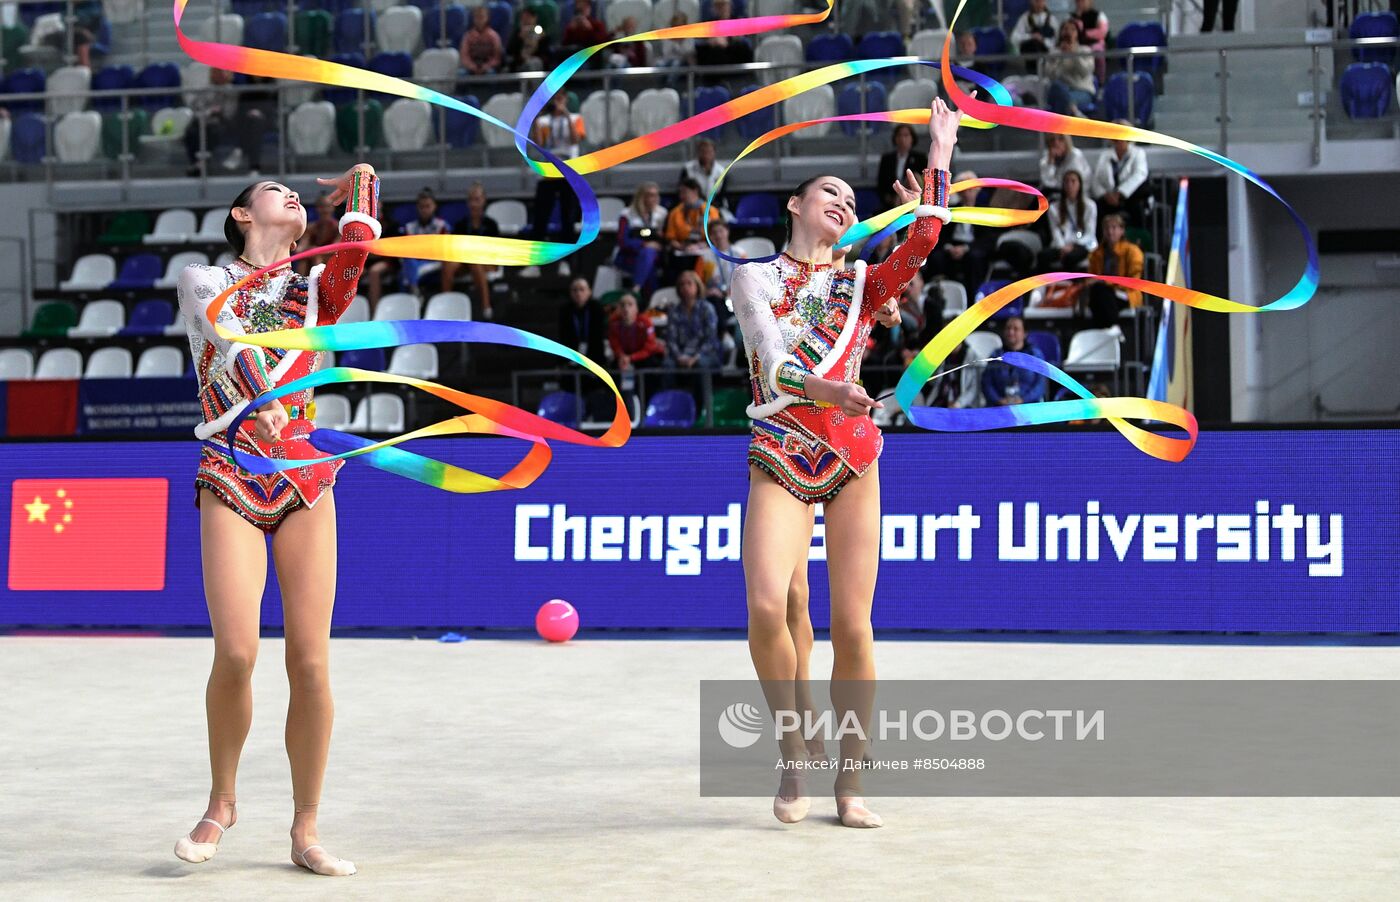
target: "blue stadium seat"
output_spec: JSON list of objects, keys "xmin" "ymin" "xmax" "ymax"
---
[
  {"xmin": 338, "ymin": 347, "xmax": 386, "ymax": 370},
  {"xmin": 644, "ymin": 390, "xmax": 696, "ymax": 428},
  {"xmin": 230, "ymin": 0, "xmax": 266, "ymax": 19},
  {"xmin": 323, "ymin": 52, "xmax": 366, "ymax": 104},
  {"xmin": 245, "ymin": 11, "xmax": 289, "ymax": 52},
  {"xmin": 20, "ymin": 2, "xmax": 62, "ymax": 28},
  {"xmin": 487, "ymin": 1, "xmax": 512, "ymax": 41},
  {"xmin": 110, "ymin": 254, "xmax": 163, "ymax": 291},
  {"xmin": 735, "ymin": 85, "xmax": 776, "ymax": 139},
  {"xmin": 807, "ymin": 33, "xmax": 854, "ymax": 63},
  {"xmin": 971, "ymin": 26, "xmax": 1007, "ymax": 78},
  {"xmin": 422, "ymin": 3, "xmax": 469, "ymax": 49},
  {"xmin": 537, "ymin": 391, "xmax": 580, "ymax": 427},
  {"xmin": 436, "ymin": 200, "xmax": 467, "ymax": 227},
  {"xmin": 391, "ymin": 202, "xmax": 418, "ymax": 227},
  {"xmin": 4, "ymin": 68, "xmax": 47, "ymax": 114},
  {"xmin": 440, "ymin": 94, "xmax": 481, "ymax": 147},
  {"xmin": 837, "ymin": 81, "xmax": 888, "ymax": 135},
  {"xmin": 1025, "ymin": 330, "xmax": 1061, "ymax": 369},
  {"xmin": 1351, "ymin": 12, "xmax": 1398, "ymax": 66},
  {"xmin": 999, "ymin": 0, "xmax": 1029, "ymax": 31},
  {"xmin": 92, "ymin": 65, "xmax": 135, "ymax": 113},
  {"xmin": 134, "ymin": 62, "xmax": 180, "ymax": 111},
  {"xmin": 1340, "ymin": 62, "xmax": 1395, "ymax": 119},
  {"xmin": 693, "ymin": 85, "xmax": 731, "ymax": 138},
  {"xmin": 1103, "ymin": 70, "xmax": 1153, "ymax": 127},
  {"xmin": 1116, "ymin": 21, "xmax": 1167, "ymax": 77},
  {"xmin": 334, "ymin": 8, "xmax": 375, "ymax": 54},
  {"xmin": 91, "ymin": 18, "xmax": 112, "ymax": 59},
  {"xmin": 854, "ymin": 188, "xmax": 878, "ymax": 221},
  {"xmin": 732, "ymin": 193, "xmax": 780, "ymax": 227},
  {"xmin": 857, "ymin": 31, "xmax": 905, "ymax": 67},
  {"xmin": 368, "ymin": 51, "xmax": 413, "ymax": 101},
  {"xmin": 10, "ymin": 113, "xmax": 46, "ymax": 164},
  {"xmin": 701, "ymin": 0, "xmax": 748, "ymax": 18},
  {"xmin": 120, "ymin": 299, "xmax": 175, "ymax": 337}
]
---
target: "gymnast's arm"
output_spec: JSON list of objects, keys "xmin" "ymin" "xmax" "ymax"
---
[{"xmin": 315, "ymin": 163, "xmax": 381, "ymax": 322}]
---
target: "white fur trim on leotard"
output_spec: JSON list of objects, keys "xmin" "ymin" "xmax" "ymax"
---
[
  {"xmin": 339, "ymin": 211, "xmax": 382, "ymax": 239},
  {"xmin": 915, "ymin": 204, "xmax": 952, "ymax": 223}
]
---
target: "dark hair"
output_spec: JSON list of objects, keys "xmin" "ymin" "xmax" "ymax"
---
[
  {"xmin": 678, "ymin": 176, "xmax": 701, "ymax": 193},
  {"xmin": 781, "ymin": 175, "xmax": 823, "ymax": 243},
  {"xmin": 417, "ymin": 187, "xmax": 436, "ymax": 202},
  {"xmin": 223, "ymin": 181, "xmax": 263, "ymax": 255},
  {"xmin": 891, "ymin": 123, "xmax": 918, "ymax": 151},
  {"xmin": 1057, "ymin": 170, "xmax": 1085, "ymax": 238}
]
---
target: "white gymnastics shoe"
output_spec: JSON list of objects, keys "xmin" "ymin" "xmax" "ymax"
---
[
  {"xmin": 174, "ymin": 817, "xmax": 230, "ymax": 863},
  {"xmin": 293, "ymin": 843, "xmax": 357, "ymax": 876}
]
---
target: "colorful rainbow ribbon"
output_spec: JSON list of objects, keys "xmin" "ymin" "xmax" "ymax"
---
[{"xmin": 171, "ymin": 0, "xmax": 1316, "ymax": 473}]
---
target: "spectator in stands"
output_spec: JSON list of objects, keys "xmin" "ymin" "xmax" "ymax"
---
[
  {"xmin": 695, "ymin": 0, "xmax": 753, "ymax": 78},
  {"xmin": 876, "ymin": 124, "xmax": 929, "ymax": 210},
  {"xmin": 1070, "ymin": 0, "xmax": 1110, "ymax": 81},
  {"xmin": 507, "ymin": 7, "xmax": 550, "ymax": 71},
  {"xmin": 1040, "ymin": 169, "xmax": 1097, "ymax": 271},
  {"xmin": 1038, "ymin": 133, "xmax": 1092, "ymax": 200},
  {"xmin": 561, "ymin": 0, "xmax": 609, "ymax": 55},
  {"xmin": 1044, "ymin": 20, "xmax": 1095, "ymax": 117},
  {"xmin": 529, "ymin": 93, "xmax": 585, "ymax": 261},
  {"xmin": 981, "ymin": 316, "xmax": 1046, "ymax": 405},
  {"xmin": 364, "ymin": 212, "xmax": 401, "ymax": 306},
  {"xmin": 460, "ymin": 5, "xmax": 504, "ymax": 75},
  {"xmin": 656, "ymin": 13, "xmax": 696, "ymax": 70},
  {"xmin": 666, "ymin": 270, "xmax": 721, "ymax": 370},
  {"xmin": 952, "ymin": 31, "xmax": 988, "ymax": 94},
  {"xmin": 1089, "ymin": 121, "xmax": 1149, "ymax": 228},
  {"xmin": 607, "ymin": 16, "xmax": 650, "ymax": 68},
  {"xmin": 559, "ymin": 277, "xmax": 607, "ymax": 363},
  {"xmin": 1011, "ymin": 0, "xmax": 1058, "ymax": 57},
  {"xmin": 663, "ymin": 177, "xmax": 720, "ymax": 281},
  {"xmin": 294, "ymin": 194, "xmax": 338, "ymax": 275},
  {"xmin": 397, "ymin": 188, "xmax": 451, "ymax": 293},
  {"xmin": 616, "ymin": 181, "xmax": 668, "ymax": 296},
  {"xmin": 925, "ymin": 169, "xmax": 987, "ymax": 298},
  {"xmin": 44, "ymin": 0, "xmax": 101, "ymax": 68},
  {"xmin": 440, "ymin": 182, "xmax": 500, "ymax": 319},
  {"xmin": 1085, "ymin": 213, "xmax": 1143, "ymax": 327},
  {"xmin": 183, "ymin": 67, "xmax": 270, "ymax": 177},
  {"xmin": 680, "ymin": 139, "xmax": 730, "ymax": 217},
  {"xmin": 608, "ymin": 292, "xmax": 666, "ymax": 372},
  {"xmin": 1202, "ymin": 0, "xmax": 1238, "ymax": 33},
  {"xmin": 696, "ymin": 221, "xmax": 743, "ymax": 304}
]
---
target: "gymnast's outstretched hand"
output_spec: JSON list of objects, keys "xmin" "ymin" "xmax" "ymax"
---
[{"xmin": 316, "ymin": 163, "xmax": 376, "ymax": 207}]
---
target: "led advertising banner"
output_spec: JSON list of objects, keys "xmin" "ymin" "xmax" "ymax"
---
[{"xmin": 2, "ymin": 430, "xmax": 1395, "ymax": 631}]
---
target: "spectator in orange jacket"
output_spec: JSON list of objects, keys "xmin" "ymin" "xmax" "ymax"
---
[{"xmin": 1085, "ymin": 213, "xmax": 1143, "ymax": 327}]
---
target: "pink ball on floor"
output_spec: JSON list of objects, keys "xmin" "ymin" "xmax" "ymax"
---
[{"xmin": 536, "ymin": 599, "xmax": 579, "ymax": 642}]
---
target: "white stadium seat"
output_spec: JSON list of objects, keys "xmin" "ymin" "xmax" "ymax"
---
[
  {"xmin": 890, "ymin": 78, "xmax": 938, "ymax": 114},
  {"xmin": 424, "ymin": 291, "xmax": 472, "ymax": 321},
  {"xmin": 580, "ymin": 89, "xmax": 630, "ymax": 147},
  {"xmin": 313, "ymin": 393, "xmax": 353, "ymax": 430},
  {"xmin": 141, "ymin": 107, "xmax": 196, "ymax": 148},
  {"xmin": 1064, "ymin": 327, "xmax": 1123, "ymax": 373},
  {"xmin": 592, "ymin": 265, "xmax": 619, "ymax": 296},
  {"xmin": 84, "ymin": 347, "xmax": 133, "ymax": 379},
  {"xmin": 196, "ymin": 13, "xmax": 244, "ymax": 45},
  {"xmin": 486, "ymin": 199, "xmax": 527, "ymax": 235},
  {"xmin": 345, "ymin": 396, "xmax": 371, "ymax": 432},
  {"xmin": 0, "ymin": 116, "xmax": 10, "ymax": 163},
  {"xmin": 47, "ymin": 66, "xmax": 92, "ymax": 118},
  {"xmin": 909, "ymin": 29, "xmax": 949, "ymax": 68},
  {"xmin": 373, "ymin": 292, "xmax": 421, "ymax": 321},
  {"xmin": 289, "ymin": 101, "xmax": 336, "ymax": 156},
  {"xmin": 605, "ymin": 0, "xmax": 651, "ymax": 32},
  {"xmin": 54, "ymin": 111, "xmax": 102, "ymax": 163},
  {"xmin": 597, "ymin": 197, "xmax": 626, "ymax": 232},
  {"xmin": 783, "ymin": 84, "xmax": 835, "ymax": 138},
  {"xmin": 146, "ymin": 209, "xmax": 199, "ymax": 245},
  {"xmin": 368, "ymin": 392, "xmax": 405, "ymax": 432},
  {"xmin": 384, "ymin": 99, "xmax": 432, "ymax": 151},
  {"xmin": 937, "ymin": 279, "xmax": 968, "ymax": 318},
  {"xmin": 35, "ymin": 348, "xmax": 83, "ymax": 380},
  {"xmin": 630, "ymin": 88, "xmax": 680, "ymax": 139},
  {"xmin": 388, "ymin": 343, "xmax": 439, "ymax": 380},
  {"xmin": 649, "ymin": 287, "xmax": 679, "ymax": 311},
  {"xmin": 413, "ymin": 48, "xmax": 459, "ymax": 85},
  {"xmin": 196, "ymin": 208, "xmax": 226, "ymax": 242},
  {"xmin": 376, "ymin": 5, "xmax": 423, "ymax": 55},
  {"xmin": 135, "ymin": 346, "xmax": 185, "ymax": 378},
  {"xmin": 60, "ymin": 254, "xmax": 117, "ymax": 291},
  {"xmin": 732, "ymin": 236, "xmax": 776, "ymax": 258},
  {"xmin": 654, "ymin": 0, "xmax": 700, "ymax": 27},
  {"xmin": 103, "ymin": 0, "xmax": 144, "ymax": 26},
  {"xmin": 756, "ymin": 35, "xmax": 803, "ymax": 84},
  {"xmin": 181, "ymin": 62, "xmax": 212, "ymax": 109},
  {"xmin": 68, "ymin": 299, "xmax": 126, "ymax": 338},
  {"xmin": 156, "ymin": 251, "xmax": 211, "ymax": 289},
  {"xmin": 340, "ymin": 294, "xmax": 371, "ymax": 324},
  {"xmin": 0, "ymin": 348, "xmax": 35, "ymax": 380},
  {"xmin": 482, "ymin": 93, "xmax": 525, "ymax": 148}
]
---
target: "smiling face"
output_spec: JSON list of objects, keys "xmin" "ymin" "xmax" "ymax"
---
[
  {"xmin": 788, "ymin": 176, "xmax": 856, "ymax": 246},
  {"xmin": 233, "ymin": 181, "xmax": 306, "ymax": 241}
]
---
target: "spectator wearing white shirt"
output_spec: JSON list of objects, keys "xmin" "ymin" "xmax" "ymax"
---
[
  {"xmin": 680, "ymin": 139, "xmax": 731, "ymax": 218},
  {"xmin": 1011, "ymin": 0, "xmax": 1058, "ymax": 57},
  {"xmin": 1090, "ymin": 121, "xmax": 1149, "ymax": 229},
  {"xmin": 530, "ymin": 93, "xmax": 585, "ymax": 248},
  {"xmin": 1039, "ymin": 133, "xmax": 1092, "ymax": 201},
  {"xmin": 1039, "ymin": 169, "xmax": 1097, "ymax": 272}
]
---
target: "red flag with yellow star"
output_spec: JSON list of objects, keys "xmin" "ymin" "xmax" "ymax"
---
[{"xmin": 8, "ymin": 478, "xmax": 167, "ymax": 590}]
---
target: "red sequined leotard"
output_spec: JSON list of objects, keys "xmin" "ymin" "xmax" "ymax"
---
[
  {"xmin": 178, "ymin": 172, "xmax": 381, "ymax": 531},
  {"xmin": 731, "ymin": 169, "xmax": 950, "ymax": 503}
]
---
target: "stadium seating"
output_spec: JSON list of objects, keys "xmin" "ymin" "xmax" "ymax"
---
[
  {"xmin": 109, "ymin": 254, "xmax": 163, "ymax": 291},
  {"xmin": 1115, "ymin": 21, "xmax": 1167, "ymax": 78},
  {"xmin": 91, "ymin": 65, "xmax": 135, "ymax": 113},
  {"xmin": 422, "ymin": 4, "xmax": 469, "ymax": 50},
  {"xmin": 377, "ymin": 5, "xmax": 423, "ymax": 55},
  {"xmin": 34, "ymin": 347, "xmax": 83, "ymax": 379},
  {"xmin": 388, "ymin": 343, "xmax": 439, "ymax": 379},
  {"xmin": 1025, "ymin": 330, "xmax": 1062, "ymax": 368},
  {"xmin": 0, "ymin": 347, "xmax": 35, "ymax": 380},
  {"xmin": 61, "ymin": 254, "xmax": 117, "ymax": 292},
  {"xmin": 374, "ymin": 292, "xmax": 421, "ymax": 321},
  {"xmin": 47, "ymin": 65, "xmax": 91, "ymax": 118},
  {"xmin": 54, "ymin": 111, "xmax": 102, "ymax": 163},
  {"xmin": 291, "ymin": 100, "xmax": 337, "ymax": 155},
  {"xmin": 121, "ymin": 299, "xmax": 176, "ymax": 337},
  {"xmin": 1063, "ymin": 327, "xmax": 1122, "ymax": 375},
  {"xmin": 837, "ymin": 81, "xmax": 888, "ymax": 136},
  {"xmin": 145, "ymin": 209, "xmax": 197, "ymax": 245},
  {"xmin": 84, "ymin": 346, "xmax": 133, "ymax": 379},
  {"xmin": 644, "ymin": 390, "xmax": 697, "ymax": 427},
  {"xmin": 155, "ymin": 252, "xmax": 210, "ymax": 289},
  {"xmin": 537, "ymin": 390, "xmax": 580, "ymax": 427},
  {"xmin": 134, "ymin": 62, "xmax": 180, "ymax": 112},
  {"xmin": 245, "ymin": 12, "xmax": 289, "ymax": 52},
  {"xmin": 732, "ymin": 194, "xmax": 779, "ymax": 227},
  {"xmin": 1350, "ymin": 11, "xmax": 1398, "ymax": 66},
  {"xmin": 580, "ymin": 89, "xmax": 630, "ymax": 146},
  {"xmin": 414, "ymin": 47, "xmax": 460, "ymax": 84},
  {"xmin": 68, "ymin": 299, "xmax": 125, "ymax": 338},
  {"xmin": 384, "ymin": 98, "xmax": 433, "ymax": 150},
  {"xmin": 782, "ymin": 84, "xmax": 834, "ymax": 138},
  {"xmin": 807, "ymin": 33, "xmax": 854, "ymax": 63},
  {"xmin": 1340, "ymin": 63, "xmax": 1395, "ymax": 119},
  {"xmin": 135, "ymin": 346, "xmax": 184, "ymax": 378},
  {"xmin": 335, "ymin": 8, "xmax": 375, "ymax": 55},
  {"xmin": 314, "ymin": 393, "xmax": 353, "ymax": 429}
]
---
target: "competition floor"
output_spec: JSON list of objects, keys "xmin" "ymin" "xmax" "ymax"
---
[{"xmin": 3, "ymin": 635, "xmax": 1399, "ymax": 900}]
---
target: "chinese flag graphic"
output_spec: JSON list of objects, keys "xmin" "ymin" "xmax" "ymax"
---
[{"xmin": 8, "ymin": 478, "xmax": 168, "ymax": 591}]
